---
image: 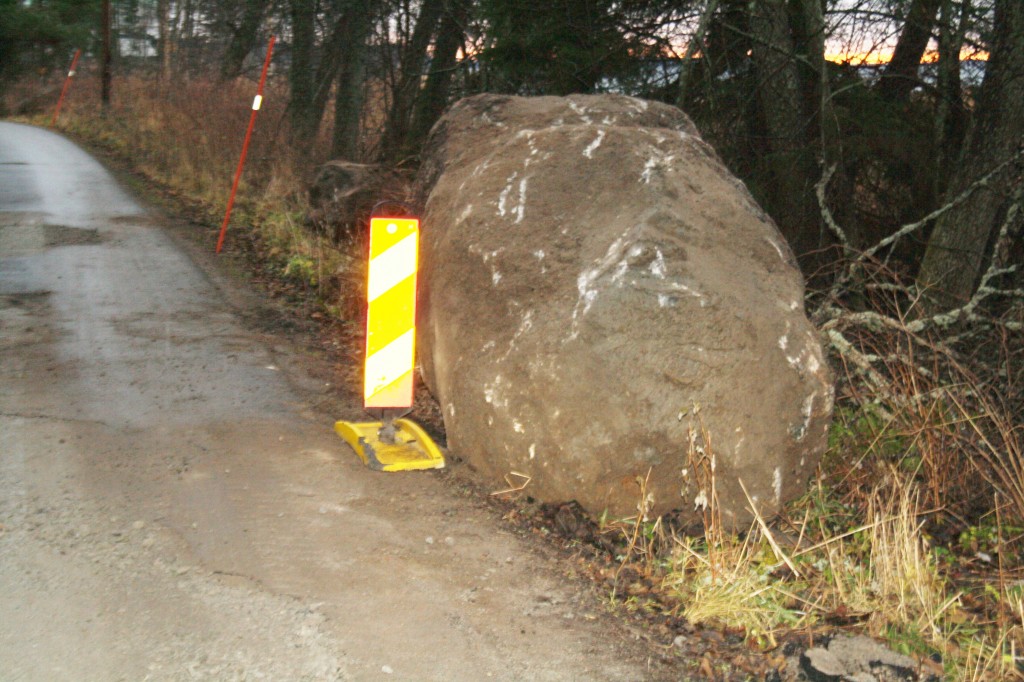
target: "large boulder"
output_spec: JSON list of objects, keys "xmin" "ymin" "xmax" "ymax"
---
[{"xmin": 415, "ymin": 94, "xmax": 833, "ymax": 525}]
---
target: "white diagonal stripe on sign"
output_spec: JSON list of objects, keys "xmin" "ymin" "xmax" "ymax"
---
[
  {"xmin": 368, "ymin": 233, "xmax": 418, "ymax": 302},
  {"xmin": 365, "ymin": 329, "xmax": 416, "ymax": 396}
]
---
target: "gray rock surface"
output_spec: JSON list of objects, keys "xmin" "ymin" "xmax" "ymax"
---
[
  {"xmin": 801, "ymin": 646, "xmax": 847, "ymax": 681},
  {"xmin": 415, "ymin": 94, "xmax": 833, "ymax": 523},
  {"xmin": 798, "ymin": 635, "xmax": 921, "ymax": 681}
]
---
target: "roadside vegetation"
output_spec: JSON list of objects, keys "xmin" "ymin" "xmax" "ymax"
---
[{"xmin": 3, "ymin": 0, "xmax": 1022, "ymax": 678}]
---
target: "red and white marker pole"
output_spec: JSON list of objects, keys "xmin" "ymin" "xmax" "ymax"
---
[
  {"xmin": 50, "ymin": 49, "xmax": 81, "ymax": 127},
  {"xmin": 215, "ymin": 34, "xmax": 276, "ymax": 254}
]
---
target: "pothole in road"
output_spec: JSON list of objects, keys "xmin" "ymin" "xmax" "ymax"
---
[
  {"xmin": 0, "ymin": 222, "xmax": 104, "ymax": 257},
  {"xmin": 43, "ymin": 224, "xmax": 103, "ymax": 247},
  {"xmin": 0, "ymin": 290, "xmax": 52, "ymax": 309}
]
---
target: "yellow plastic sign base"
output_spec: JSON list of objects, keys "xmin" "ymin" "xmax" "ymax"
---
[{"xmin": 334, "ymin": 418, "xmax": 445, "ymax": 472}]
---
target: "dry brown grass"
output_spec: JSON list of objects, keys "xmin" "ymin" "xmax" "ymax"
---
[
  {"xmin": 53, "ymin": 72, "xmax": 307, "ymax": 204},
  {"xmin": 26, "ymin": 71, "xmax": 386, "ymax": 323}
]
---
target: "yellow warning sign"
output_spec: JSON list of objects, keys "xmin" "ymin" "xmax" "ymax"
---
[{"xmin": 364, "ymin": 217, "xmax": 419, "ymax": 409}]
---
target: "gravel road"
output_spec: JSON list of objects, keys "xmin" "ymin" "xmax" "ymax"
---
[{"xmin": 0, "ymin": 121, "xmax": 680, "ymax": 681}]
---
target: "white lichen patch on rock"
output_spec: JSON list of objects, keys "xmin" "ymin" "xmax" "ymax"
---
[
  {"xmin": 796, "ymin": 393, "xmax": 816, "ymax": 440},
  {"xmin": 733, "ymin": 427, "xmax": 745, "ymax": 457},
  {"xmin": 483, "ymin": 375, "xmax": 509, "ymax": 409},
  {"xmin": 649, "ymin": 248, "xmax": 667, "ymax": 278},
  {"xmin": 568, "ymin": 100, "xmax": 593, "ymax": 124},
  {"xmin": 498, "ymin": 310, "xmax": 535, "ymax": 362},
  {"xmin": 639, "ymin": 157, "xmax": 658, "ymax": 184},
  {"xmin": 583, "ymin": 130, "xmax": 606, "ymax": 159},
  {"xmin": 469, "ymin": 244, "xmax": 505, "ymax": 288},
  {"xmin": 515, "ymin": 128, "xmax": 539, "ymax": 153},
  {"xmin": 514, "ymin": 178, "xmax": 528, "ymax": 223},
  {"xmin": 569, "ymin": 232, "xmax": 633, "ymax": 338},
  {"xmin": 764, "ymin": 235, "xmax": 788, "ymax": 262},
  {"xmin": 497, "ymin": 172, "xmax": 517, "ymax": 217},
  {"xmin": 779, "ymin": 325, "xmax": 824, "ymax": 377},
  {"xmin": 470, "ymin": 158, "xmax": 491, "ymax": 178}
]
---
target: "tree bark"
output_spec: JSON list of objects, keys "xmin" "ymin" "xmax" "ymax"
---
[
  {"xmin": 748, "ymin": 0, "xmax": 823, "ymax": 264},
  {"xmin": 918, "ymin": 0, "xmax": 1024, "ymax": 310},
  {"xmin": 379, "ymin": 0, "xmax": 445, "ymax": 164},
  {"xmin": 932, "ymin": 0, "xmax": 970, "ymax": 198},
  {"xmin": 310, "ymin": 1, "xmax": 379, "ymax": 136},
  {"xmin": 101, "ymin": 0, "xmax": 112, "ymax": 109},
  {"xmin": 310, "ymin": 11, "xmax": 352, "ymax": 131},
  {"xmin": 181, "ymin": 0, "xmax": 195, "ymax": 46},
  {"xmin": 220, "ymin": 0, "xmax": 271, "ymax": 80},
  {"xmin": 332, "ymin": 1, "xmax": 378, "ymax": 160},
  {"xmin": 158, "ymin": 0, "xmax": 172, "ymax": 79},
  {"xmin": 877, "ymin": 0, "xmax": 942, "ymax": 103},
  {"xmin": 288, "ymin": 0, "xmax": 317, "ymax": 147},
  {"xmin": 676, "ymin": 0, "xmax": 720, "ymax": 108},
  {"xmin": 704, "ymin": 0, "xmax": 750, "ymax": 82},
  {"xmin": 792, "ymin": 0, "xmax": 834, "ymax": 151},
  {"xmin": 407, "ymin": 0, "xmax": 471, "ymax": 154}
]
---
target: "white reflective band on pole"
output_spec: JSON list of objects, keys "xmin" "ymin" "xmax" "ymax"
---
[{"xmin": 252, "ymin": 95, "xmax": 263, "ymax": 111}]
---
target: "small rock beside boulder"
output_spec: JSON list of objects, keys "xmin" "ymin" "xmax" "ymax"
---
[
  {"xmin": 415, "ymin": 93, "xmax": 833, "ymax": 524},
  {"xmin": 797, "ymin": 635, "xmax": 931, "ymax": 682},
  {"xmin": 308, "ymin": 161, "xmax": 410, "ymax": 243}
]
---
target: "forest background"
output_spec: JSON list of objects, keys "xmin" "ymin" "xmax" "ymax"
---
[{"xmin": 1, "ymin": 0, "xmax": 1023, "ymax": 679}]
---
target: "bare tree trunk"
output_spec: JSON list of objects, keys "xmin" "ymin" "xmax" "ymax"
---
[
  {"xmin": 101, "ymin": 0, "xmax": 112, "ymax": 109},
  {"xmin": 221, "ymin": 0, "xmax": 271, "ymax": 80},
  {"xmin": 793, "ymin": 0, "xmax": 834, "ymax": 151},
  {"xmin": 158, "ymin": 0, "xmax": 172, "ymax": 79},
  {"xmin": 407, "ymin": 0, "xmax": 471, "ymax": 153},
  {"xmin": 379, "ymin": 0, "xmax": 445, "ymax": 164},
  {"xmin": 182, "ymin": 0, "xmax": 195, "ymax": 45},
  {"xmin": 311, "ymin": 1, "xmax": 375, "ymax": 134},
  {"xmin": 332, "ymin": 3, "xmax": 376, "ymax": 160},
  {"xmin": 877, "ymin": 0, "xmax": 942, "ymax": 102},
  {"xmin": 932, "ymin": 0, "xmax": 970, "ymax": 198},
  {"xmin": 168, "ymin": 0, "xmax": 185, "ymax": 74},
  {"xmin": 704, "ymin": 0, "xmax": 750, "ymax": 81},
  {"xmin": 686, "ymin": 0, "xmax": 751, "ymax": 131},
  {"xmin": 748, "ymin": 0, "xmax": 822, "ymax": 264},
  {"xmin": 288, "ymin": 0, "xmax": 317, "ymax": 147},
  {"xmin": 918, "ymin": 0, "xmax": 1024, "ymax": 310},
  {"xmin": 676, "ymin": 0, "xmax": 720, "ymax": 108}
]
